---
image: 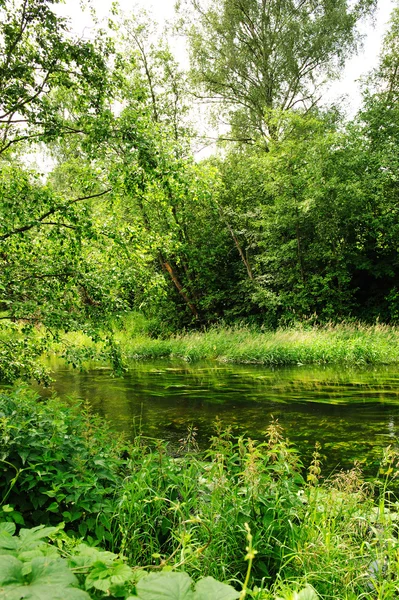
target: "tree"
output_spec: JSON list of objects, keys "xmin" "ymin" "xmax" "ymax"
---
[
  {"xmin": 91, "ymin": 15, "xmax": 231, "ymax": 327},
  {"xmin": 345, "ymin": 4, "xmax": 399, "ymax": 320},
  {"xmin": 121, "ymin": 12, "xmax": 192, "ymax": 144},
  {"xmin": 0, "ymin": 0, "xmax": 124, "ymax": 381},
  {"xmin": 181, "ymin": 0, "xmax": 377, "ymax": 145},
  {"xmin": 0, "ymin": 0, "xmax": 115, "ymax": 156},
  {"xmin": 211, "ymin": 111, "xmax": 356, "ymax": 323}
]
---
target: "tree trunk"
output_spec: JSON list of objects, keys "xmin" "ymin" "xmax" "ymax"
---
[
  {"xmin": 219, "ymin": 206, "xmax": 254, "ymax": 281},
  {"xmin": 162, "ymin": 260, "xmax": 199, "ymax": 318}
]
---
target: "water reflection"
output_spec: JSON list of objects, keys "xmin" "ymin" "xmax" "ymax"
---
[{"xmin": 38, "ymin": 361, "xmax": 399, "ymax": 475}]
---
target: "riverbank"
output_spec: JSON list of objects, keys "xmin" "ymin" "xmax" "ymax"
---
[
  {"xmin": 121, "ymin": 322, "xmax": 399, "ymax": 365},
  {"xmin": 4, "ymin": 317, "xmax": 398, "ymax": 385},
  {"xmin": 58, "ymin": 318, "xmax": 399, "ymax": 368},
  {"xmin": 1, "ymin": 386, "xmax": 398, "ymax": 599}
]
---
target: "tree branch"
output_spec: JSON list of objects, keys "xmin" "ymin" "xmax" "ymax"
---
[{"xmin": 0, "ymin": 188, "xmax": 112, "ymax": 241}]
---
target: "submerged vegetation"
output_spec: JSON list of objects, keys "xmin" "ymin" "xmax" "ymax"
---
[{"xmin": 2, "ymin": 387, "xmax": 399, "ymax": 598}]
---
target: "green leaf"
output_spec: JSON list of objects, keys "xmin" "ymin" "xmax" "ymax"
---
[
  {"xmin": 85, "ymin": 560, "xmax": 132, "ymax": 592},
  {"xmin": 68, "ymin": 543, "xmax": 117, "ymax": 568},
  {"xmin": 0, "ymin": 523, "xmax": 16, "ymax": 536},
  {"xmin": 136, "ymin": 572, "xmax": 194, "ymax": 600},
  {"xmin": 296, "ymin": 586, "xmax": 319, "ymax": 600},
  {"xmin": 194, "ymin": 577, "xmax": 240, "ymax": 600},
  {"xmin": 95, "ymin": 524, "xmax": 105, "ymax": 540},
  {"xmin": 0, "ymin": 526, "xmax": 18, "ymax": 553},
  {"xmin": 29, "ymin": 557, "xmax": 77, "ymax": 587},
  {"xmin": 18, "ymin": 546, "xmax": 59, "ymax": 563},
  {"xmin": 0, "ymin": 585, "xmax": 90, "ymax": 600},
  {"xmin": 1, "ymin": 506, "xmax": 14, "ymax": 513},
  {"xmin": 0, "ymin": 557, "xmax": 90, "ymax": 600},
  {"xmin": 277, "ymin": 586, "xmax": 319, "ymax": 600},
  {"xmin": 12, "ymin": 512, "xmax": 25, "ymax": 525},
  {"xmin": 19, "ymin": 525, "xmax": 59, "ymax": 544},
  {"xmin": 0, "ymin": 555, "xmax": 24, "ymax": 585},
  {"xmin": 110, "ymin": 563, "xmax": 133, "ymax": 585}
]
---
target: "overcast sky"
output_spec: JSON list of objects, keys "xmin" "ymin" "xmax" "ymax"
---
[{"xmin": 59, "ymin": 0, "xmax": 396, "ymax": 116}]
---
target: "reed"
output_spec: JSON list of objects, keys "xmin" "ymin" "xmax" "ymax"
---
[{"xmin": 116, "ymin": 320, "xmax": 399, "ymax": 366}]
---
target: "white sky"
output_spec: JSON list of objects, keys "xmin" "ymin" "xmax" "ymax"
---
[
  {"xmin": 55, "ymin": 0, "xmax": 397, "ymax": 146},
  {"xmin": 325, "ymin": 0, "xmax": 396, "ymax": 113},
  {"xmin": 60, "ymin": 0, "xmax": 397, "ymax": 115}
]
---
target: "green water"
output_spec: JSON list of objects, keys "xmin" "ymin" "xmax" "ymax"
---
[{"xmin": 40, "ymin": 361, "xmax": 399, "ymax": 475}]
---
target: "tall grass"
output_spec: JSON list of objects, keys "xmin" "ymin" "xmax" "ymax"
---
[
  {"xmin": 109, "ymin": 418, "xmax": 399, "ymax": 598},
  {"xmin": 113, "ymin": 319, "xmax": 399, "ymax": 366},
  {"xmin": 41, "ymin": 313, "xmax": 399, "ymax": 369}
]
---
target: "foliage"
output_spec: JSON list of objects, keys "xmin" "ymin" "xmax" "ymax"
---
[
  {"xmin": 0, "ymin": 0, "xmax": 114, "ymax": 155},
  {"xmin": 0, "ymin": 521, "xmax": 133, "ymax": 599},
  {"xmin": 2, "ymin": 1, "xmax": 399, "ymax": 594},
  {"xmin": 0, "ymin": 521, "xmax": 318, "ymax": 599},
  {"xmin": 0, "ymin": 157, "xmax": 131, "ymax": 381},
  {"xmin": 0, "ymin": 523, "xmax": 90, "ymax": 600},
  {"xmin": 1, "ymin": 0, "xmax": 399, "ymax": 377},
  {"xmin": 0, "ymin": 387, "xmax": 126, "ymax": 542},
  {"xmin": 110, "ymin": 418, "xmax": 304, "ymax": 584},
  {"xmin": 134, "ymin": 572, "xmax": 241, "ymax": 600},
  {"xmin": 93, "ymin": 425, "xmax": 399, "ymax": 598},
  {"xmin": 181, "ymin": 0, "xmax": 376, "ymax": 144},
  {"xmin": 205, "ymin": 92, "xmax": 399, "ymax": 324},
  {"xmin": 0, "ymin": 0, "xmax": 128, "ymax": 382},
  {"xmin": 3, "ymin": 386, "xmax": 399, "ymax": 596}
]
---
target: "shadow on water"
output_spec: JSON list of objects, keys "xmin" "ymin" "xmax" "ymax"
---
[{"xmin": 37, "ymin": 360, "xmax": 399, "ymax": 476}]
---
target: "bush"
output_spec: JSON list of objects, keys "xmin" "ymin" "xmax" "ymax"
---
[{"xmin": 0, "ymin": 387, "xmax": 126, "ymax": 544}]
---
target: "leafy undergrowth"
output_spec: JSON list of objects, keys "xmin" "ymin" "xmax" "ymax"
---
[
  {"xmin": 0, "ymin": 387, "xmax": 126, "ymax": 541},
  {"xmin": 0, "ymin": 522, "xmax": 318, "ymax": 600},
  {"xmin": 1, "ymin": 387, "xmax": 399, "ymax": 598}
]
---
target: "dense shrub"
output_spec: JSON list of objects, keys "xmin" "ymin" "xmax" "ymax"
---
[{"xmin": 0, "ymin": 387, "xmax": 126, "ymax": 543}]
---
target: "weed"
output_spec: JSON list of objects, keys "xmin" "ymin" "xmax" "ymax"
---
[{"xmin": 3, "ymin": 386, "xmax": 399, "ymax": 597}]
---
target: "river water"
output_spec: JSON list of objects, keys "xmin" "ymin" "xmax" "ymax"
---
[{"xmin": 38, "ymin": 360, "xmax": 399, "ymax": 476}]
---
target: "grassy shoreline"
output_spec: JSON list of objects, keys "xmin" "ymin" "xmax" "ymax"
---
[
  {"xmin": 57, "ymin": 319, "xmax": 399, "ymax": 368},
  {"xmin": 52, "ymin": 318, "xmax": 399, "ymax": 367},
  {"xmin": 119, "ymin": 323, "xmax": 399, "ymax": 366},
  {"xmin": 4, "ymin": 316, "xmax": 398, "ymax": 373}
]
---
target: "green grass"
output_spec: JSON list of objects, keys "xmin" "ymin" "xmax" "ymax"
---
[
  {"xmin": 109, "ymin": 318, "xmax": 399, "ymax": 366},
  {"xmin": 11, "ymin": 313, "xmax": 399, "ymax": 374}
]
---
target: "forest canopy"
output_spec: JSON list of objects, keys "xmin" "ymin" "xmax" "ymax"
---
[{"xmin": 1, "ymin": 0, "xmax": 398, "ymax": 381}]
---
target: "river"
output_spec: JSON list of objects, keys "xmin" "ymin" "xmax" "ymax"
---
[{"xmin": 37, "ymin": 360, "xmax": 399, "ymax": 476}]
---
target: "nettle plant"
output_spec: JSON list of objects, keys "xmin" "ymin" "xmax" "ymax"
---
[{"xmin": 0, "ymin": 388, "xmax": 126, "ymax": 543}]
